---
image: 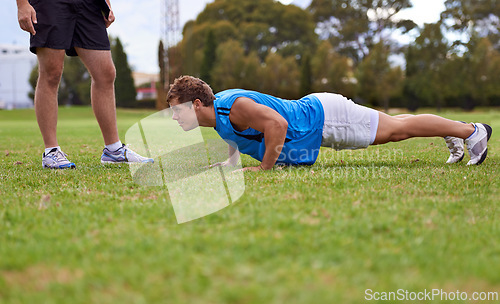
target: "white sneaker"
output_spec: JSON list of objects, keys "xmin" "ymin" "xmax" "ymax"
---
[
  {"xmin": 42, "ymin": 148, "xmax": 76, "ymax": 169},
  {"xmin": 465, "ymin": 123, "xmax": 492, "ymax": 166},
  {"xmin": 101, "ymin": 144, "xmax": 154, "ymax": 164},
  {"xmin": 444, "ymin": 136, "xmax": 465, "ymax": 164}
]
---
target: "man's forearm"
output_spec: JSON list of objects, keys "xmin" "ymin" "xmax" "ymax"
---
[{"xmin": 260, "ymin": 122, "xmax": 287, "ymax": 170}]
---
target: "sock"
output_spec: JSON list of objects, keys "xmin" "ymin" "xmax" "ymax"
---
[
  {"xmin": 106, "ymin": 141, "xmax": 123, "ymax": 151},
  {"xmin": 45, "ymin": 146, "xmax": 60, "ymax": 155},
  {"xmin": 466, "ymin": 124, "xmax": 477, "ymax": 140}
]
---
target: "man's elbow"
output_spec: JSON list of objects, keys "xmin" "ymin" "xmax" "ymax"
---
[
  {"xmin": 273, "ymin": 118, "xmax": 288, "ymax": 134},
  {"xmin": 280, "ymin": 119, "xmax": 288, "ymax": 132}
]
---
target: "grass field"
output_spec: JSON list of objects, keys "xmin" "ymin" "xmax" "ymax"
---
[{"xmin": 0, "ymin": 106, "xmax": 499, "ymax": 303}]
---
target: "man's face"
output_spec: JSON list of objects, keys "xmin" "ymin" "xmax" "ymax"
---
[{"xmin": 170, "ymin": 100, "xmax": 199, "ymax": 131}]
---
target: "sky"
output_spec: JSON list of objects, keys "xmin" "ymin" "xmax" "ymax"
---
[{"xmin": 2, "ymin": 0, "xmax": 445, "ymax": 74}]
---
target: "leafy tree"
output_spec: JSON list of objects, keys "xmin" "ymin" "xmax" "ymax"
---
[
  {"xmin": 432, "ymin": 37, "xmax": 500, "ymax": 110},
  {"xmin": 438, "ymin": 1, "xmax": 500, "ymax": 108},
  {"xmin": 239, "ymin": 51, "xmax": 263, "ymax": 91},
  {"xmin": 311, "ymin": 40, "xmax": 356, "ymax": 98},
  {"xmin": 404, "ymin": 22, "xmax": 449, "ymax": 111},
  {"xmin": 460, "ymin": 37, "xmax": 500, "ymax": 108},
  {"xmin": 111, "ymin": 37, "xmax": 137, "ymax": 108},
  {"xmin": 308, "ymin": 0, "xmax": 416, "ymax": 64},
  {"xmin": 200, "ymin": 30, "xmax": 217, "ymax": 84},
  {"xmin": 356, "ymin": 42, "xmax": 403, "ymax": 111},
  {"xmin": 181, "ymin": 0, "xmax": 317, "ymax": 64},
  {"xmin": 211, "ymin": 40, "xmax": 247, "ymax": 91},
  {"xmin": 441, "ymin": 0, "xmax": 500, "ymax": 50},
  {"xmin": 260, "ymin": 52, "xmax": 300, "ymax": 99},
  {"xmin": 299, "ymin": 53, "xmax": 312, "ymax": 96},
  {"xmin": 403, "ymin": 45, "xmax": 420, "ymax": 111},
  {"xmin": 210, "ymin": 40, "xmax": 264, "ymax": 93},
  {"xmin": 157, "ymin": 40, "xmax": 167, "ymax": 110}
]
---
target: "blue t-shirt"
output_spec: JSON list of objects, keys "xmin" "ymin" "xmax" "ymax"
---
[{"xmin": 213, "ymin": 89, "xmax": 324, "ymax": 165}]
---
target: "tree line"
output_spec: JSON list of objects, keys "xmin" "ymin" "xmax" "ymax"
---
[
  {"xmin": 27, "ymin": 0, "xmax": 500, "ymax": 110},
  {"xmin": 166, "ymin": 0, "xmax": 500, "ymax": 111}
]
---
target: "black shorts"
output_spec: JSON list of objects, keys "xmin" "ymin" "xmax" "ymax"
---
[{"xmin": 29, "ymin": 0, "xmax": 110, "ymax": 56}]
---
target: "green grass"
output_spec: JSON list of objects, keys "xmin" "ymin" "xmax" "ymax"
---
[{"xmin": 0, "ymin": 106, "xmax": 499, "ymax": 304}]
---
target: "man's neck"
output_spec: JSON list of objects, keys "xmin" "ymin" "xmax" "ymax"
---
[{"xmin": 198, "ymin": 106, "xmax": 217, "ymax": 128}]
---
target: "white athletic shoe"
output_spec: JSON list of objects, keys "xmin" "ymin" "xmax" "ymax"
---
[
  {"xmin": 465, "ymin": 123, "xmax": 492, "ymax": 166},
  {"xmin": 101, "ymin": 144, "xmax": 154, "ymax": 164},
  {"xmin": 444, "ymin": 136, "xmax": 465, "ymax": 164},
  {"xmin": 42, "ymin": 148, "xmax": 76, "ymax": 169}
]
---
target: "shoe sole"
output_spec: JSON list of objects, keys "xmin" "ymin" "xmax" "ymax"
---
[
  {"xmin": 474, "ymin": 123, "xmax": 492, "ymax": 166},
  {"xmin": 101, "ymin": 160, "xmax": 154, "ymax": 164},
  {"xmin": 101, "ymin": 160, "xmax": 128, "ymax": 164},
  {"xmin": 43, "ymin": 164, "xmax": 76, "ymax": 169}
]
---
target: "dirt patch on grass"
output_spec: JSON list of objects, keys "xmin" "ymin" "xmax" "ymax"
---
[{"xmin": 2, "ymin": 265, "xmax": 83, "ymax": 291}]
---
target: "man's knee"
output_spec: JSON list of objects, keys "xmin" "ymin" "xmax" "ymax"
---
[
  {"xmin": 92, "ymin": 63, "xmax": 116, "ymax": 85},
  {"xmin": 38, "ymin": 67, "xmax": 63, "ymax": 89}
]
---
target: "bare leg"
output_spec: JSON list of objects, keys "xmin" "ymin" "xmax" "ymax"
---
[
  {"xmin": 373, "ymin": 112, "xmax": 475, "ymax": 145},
  {"xmin": 393, "ymin": 114, "xmax": 414, "ymax": 119},
  {"xmin": 35, "ymin": 48, "xmax": 66, "ymax": 148},
  {"xmin": 75, "ymin": 48, "xmax": 119, "ymax": 145}
]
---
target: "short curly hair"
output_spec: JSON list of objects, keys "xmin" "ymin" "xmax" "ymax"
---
[{"xmin": 167, "ymin": 76, "xmax": 216, "ymax": 107}]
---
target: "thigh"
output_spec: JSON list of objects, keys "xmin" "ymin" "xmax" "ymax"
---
[
  {"xmin": 75, "ymin": 48, "xmax": 115, "ymax": 81},
  {"xmin": 36, "ymin": 48, "xmax": 66, "ymax": 77}
]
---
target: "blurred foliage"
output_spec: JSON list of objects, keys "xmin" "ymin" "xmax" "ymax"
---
[
  {"xmin": 356, "ymin": 42, "xmax": 404, "ymax": 111},
  {"xmin": 111, "ymin": 37, "xmax": 137, "ymax": 108},
  {"xmin": 200, "ymin": 30, "xmax": 217, "ymax": 85},
  {"xmin": 441, "ymin": 0, "xmax": 500, "ymax": 51},
  {"xmin": 308, "ymin": 0, "xmax": 416, "ymax": 64},
  {"xmin": 168, "ymin": 0, "xmax": 500, "ymax": 110},
  {"xmin": 28, "ymin": 0, "xmax": 500, "ymax": 111}
]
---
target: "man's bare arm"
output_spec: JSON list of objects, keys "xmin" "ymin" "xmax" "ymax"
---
[
  {"xmin": 227, "ymin": 144, "xmax": 240, "ymax": 165},
  {"xmin": 209, "ymin": 145, "xmax": 240, "ymax": 168},
  {"xmin": 229, "ymin": 97, "xmax": 288, "ymax": 171},
  {"xmin": 104, "ymin": 0, "xmax": 115, "ymax": 28},
  {"xmin": 17, "ymin": 0, "xmax": 37, "ymax": 35}
]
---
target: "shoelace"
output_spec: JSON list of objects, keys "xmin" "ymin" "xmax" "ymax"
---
[{"xmin": 48, "ymin": 150, "xmax": 70, "ymax": 163}]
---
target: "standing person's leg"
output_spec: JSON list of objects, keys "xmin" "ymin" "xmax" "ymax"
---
[
  {"xmin": 76, "ymin": 47, "xmax": 153, "ymax": 164},
  {"xmin": 36, "ymin": 48, "xmax": 76, "ymax": 169},
  {"xmin": 75, "ymin": 48, "xmax": 119, "ymax": 145},
  {"xmin": 35, "ymin": 48, "xmax": 65, "ymax": 148},
  {"xmin": 373, "ymin": 112, "xmax": 492, "ymax": 165}
]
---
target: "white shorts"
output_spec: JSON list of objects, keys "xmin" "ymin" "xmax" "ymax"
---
[{"xmin": 312, "ymin": 93, "xmax": 379, "ymax": 150}]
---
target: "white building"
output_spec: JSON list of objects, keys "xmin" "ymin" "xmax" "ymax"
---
[{"xmin": 0, "ymin": 44, "xmax": 37, "ymax": 109}]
